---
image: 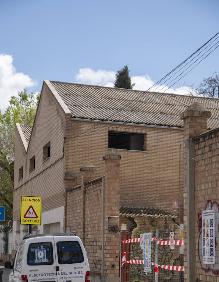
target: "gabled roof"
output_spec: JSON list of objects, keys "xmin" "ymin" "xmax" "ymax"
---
[
  {"xmin": 16, "ymin": 124, "xmax": 32, "ymax": 151},
  {"xmin": 48, "ymin": 80, "xmax": 219, "ymax": 129},
  {"xmin": 16, "ymin": 80, "xmax": 219, "ymax": 149},
  {"xmin": 20, "ymin": 125, "xmax": 32, "ymax": 143}
]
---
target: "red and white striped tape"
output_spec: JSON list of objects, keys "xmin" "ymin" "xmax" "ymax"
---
[
  {"xmin": 125, "ymin": 260, "xmax": 184, "ymax": 272},
  {"xmin": 157, "ymin": 239, "xmax": 184, "ymax": 246},
  {"xmin": 122, "ymin": 237, "xmax": 184, "ymax": 246},
  {"xmin": 160, "ymin": 264, "xmax": 184, "ymax": 272},
  {"xmin": 126, "ymin": 259, "xmax": 143, "ymax": 265}
]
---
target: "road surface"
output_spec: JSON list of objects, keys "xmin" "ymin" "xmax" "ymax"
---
[{"xmin": 2, "ymin": 269, "xmax": 11, "ymax": 282}]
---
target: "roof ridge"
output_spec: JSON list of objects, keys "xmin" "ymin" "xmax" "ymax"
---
[
  {"xmin": 16, "ymin": 123, "xmax": 30, "ymax": 151},
  {"xmin": 48, "ymin": 80, "xmax": 219, "ymax": 129},
  {"xmin": 50, "ymin": 80, "xmax": 219, "ymax": 101}
]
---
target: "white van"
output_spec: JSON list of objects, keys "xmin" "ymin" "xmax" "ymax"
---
[{"xmin": 9, "ymin": 234, "xmax": 90, "ymax": 282}]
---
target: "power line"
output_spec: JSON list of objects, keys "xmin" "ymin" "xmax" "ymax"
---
[
  {"xmin": 148, "ymin": 32, "xmax": 219, "ymax": 91},
  {"xmin": 111, "ymin": 32, "xmax": 219, "ymax": 117},
  {"xmin": 165, "ymin": 41, "xmax": 219, "ymax": 91},
  {"xmin": 159, "ymin": 37, "xmax": 219, "ymax": 92},
  {"xmin": 69, "ymin": 33, "xmax": 219, "ymax": 139},
  {"xmin": 155, "ymin": 36, "xmax": 219, "ymax": 92}
]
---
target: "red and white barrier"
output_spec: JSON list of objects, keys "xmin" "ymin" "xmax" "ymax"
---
[
  {"xmin": 157, "ymin": 239, "xmax": 184, "ymax": 246},
  {"xmin": 125, "ymin": 260, "xmax": 184, "ymax": 272},
  {"xmin": 122, "ymin": 237, "xmax": 184, "ymax": 246},
  {"xmin": 126, "ymin": 259, "xmax": 143, "ymax": 265},
  {"xmin": 160, "ymin": 264, "xmax": 184, "ymax": 272}
]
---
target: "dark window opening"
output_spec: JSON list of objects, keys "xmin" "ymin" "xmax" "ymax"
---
[
  {"xmin": 29, "ymin": 156, "xmax": 35, "ymax": 172},
  {"xmin": 57, "ymin": 241, "xmax": 84, "ymax": 264},
  {"xmin": 43, "ymin": 142, "xmax": 51, "ymax": 161},
  {"xmin": 108, "ymin": 131, "xmax": 145, "ymax": 151},
  {"xmin": 27, "ymin": 242, "xmax": 53, "ymax": 265},
  {"xmin": 19, "ymin": 166, "xmax": 23, "ymax": 181}
]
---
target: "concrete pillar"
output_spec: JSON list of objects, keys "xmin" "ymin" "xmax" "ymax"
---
[
  {"xmin": 181, "ymin": 102, "xmax": 211, "ymax": 138},
  {"xmin": 103, "ymin": 152, "xmax": 121, "ymax": 282},
  {"xmin": 181, "ymin": 102, "xmax": 211, "ymax": 282}
]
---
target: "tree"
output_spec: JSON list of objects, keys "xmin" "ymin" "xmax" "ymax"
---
[
  {"xmin": 197, "ymin": 73, "xmax": 219, "ymax": 98},
  {"xmin": 0, "ymin": 90, "xmax": 38, "ymax": 253},
  {"xmin": 114, "ymin": 65, "xmax": 132, "ymax": 89}
]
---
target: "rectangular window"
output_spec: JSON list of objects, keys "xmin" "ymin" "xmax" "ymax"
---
[
  {"xmin": 29, "ymin": 156, "xmax": 35, "ymax": 172},
  {"xmin": 43, "ymin": 142, "xmax": 51, "ymax": 161},
  {"xmin": 19, "ymin": 166, "xmax": 23, "ymax": 181},
  {"xmin": 108, "ymin": 131, "xmax": 145, "ymax": 151},
  {"xmin": 57, "ymin": 241, "xmax": 84, "ymax": 264},
  {"xmin": 27, "ymin": 242, "xmax": 53, "ymax": 266}
]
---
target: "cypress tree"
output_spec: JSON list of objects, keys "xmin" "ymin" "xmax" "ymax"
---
[{"xmin": 114, "ymin": 65, "xmax": 132, "ymax": 89}]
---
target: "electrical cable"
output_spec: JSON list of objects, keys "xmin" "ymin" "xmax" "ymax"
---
[
  {"xmin": 69, "ymin": 33, "xmax": 219, "ymax": 138},
  {"xmin": 160, "ymin": 39, "xmax": 219, "ymax": 92},
  {"xmin": 109, "ymin": 33, "xmax": 219, "ymax": 118},
  {"xmin": 156, "ymin": 37, "xmax": 219, "ymax": 92},
  {"xmin": 148, "ymin": 32, "xmax": 219, "ymax": 91}
]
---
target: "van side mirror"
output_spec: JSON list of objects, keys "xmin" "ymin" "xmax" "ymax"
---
[{"xmin": 4, "ymin": 261, "xmax": 13, "ymax": 269}]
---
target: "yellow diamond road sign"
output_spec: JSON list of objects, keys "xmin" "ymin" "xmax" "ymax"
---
[{"xmin": 20, "ymin": 196, "xmax": 42, "ymax": 225}]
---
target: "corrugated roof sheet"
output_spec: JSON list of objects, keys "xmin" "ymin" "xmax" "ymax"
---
[
  {"xmin": 20, "ymin": 125, "xmax": 32, "ymax": 144},
  {"xmin": 120, "ymin": 207, "xmax": 177, "ymax": 219},
  {"xmin": 50, "ymin": 81, "xmax": 219, "ymax": 129}
]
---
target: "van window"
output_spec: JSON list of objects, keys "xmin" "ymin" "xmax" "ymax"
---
[
  {"xmin": 27, "ymin": 242, "xmax": 53, "ymax": 265},
  {"xmin": 57, "ymin": 241, "xmax": 84, "ymax": 264}
]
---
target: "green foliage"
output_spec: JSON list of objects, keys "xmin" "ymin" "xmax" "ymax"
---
[
  {"xmin": 114, "ymin": 65, "xmax": 132, "ymax": 89},
  {"xmin": 0, "ymin": 90, "xmax": 38, "ymax": 159},
  {"xmin": 0, "ymin": 90, "xmax": 38, "ymax": 252}
]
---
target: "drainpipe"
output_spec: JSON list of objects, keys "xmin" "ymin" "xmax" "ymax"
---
[
  {"xmin": 186, "ymin": 139, "xmax": 195, "ymax": 282},
  {"xmin": 81, "ymin": 175, "xmax": 85, "ymax": 244},
  {"xmin": 64, "ymin": 189, "xmax": 68, "ymax": 233},
  {"xmin": 101, "ymin": 176, "xmax": 105, "ymax": 282}
]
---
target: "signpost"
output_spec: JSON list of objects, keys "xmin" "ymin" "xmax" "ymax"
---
[
  {"xmin": 142, "ymin": 232, "xmax": 152, "ymax": 273},
  {"xmin": 202, "ymin": 210, "xmax": 216, "ymax": 265},
  {"xmin": 169, "ymin": 231, "xmax": 175, "ymax": 250},
  {"xmin": 20, "ymin": 196, "xmax": 42, "ymax": 226},
  {"xmin": 0, "ymin": 207, "xmax": 5, "ymax": 222}
]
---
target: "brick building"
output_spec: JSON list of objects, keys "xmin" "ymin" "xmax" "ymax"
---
[
  {"xmin": 182, "ymin": 103, "xmax": 219, "ymax": 282},
  {"xmin": 13, "ymin": 80, "xmax": 219, "ymax": 281}
]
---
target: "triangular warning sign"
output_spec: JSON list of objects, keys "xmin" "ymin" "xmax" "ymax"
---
[{"xmin": 24, "ymin": 206, "xmax": 38, "ymax": 218}]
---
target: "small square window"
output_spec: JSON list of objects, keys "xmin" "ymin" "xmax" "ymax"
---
[
  {"xmin": 43, "ymin": 142, "xmax": 51, "ymax": 161},
  {"xmin": 29, "ymin": 156, "xmax": 35, "ymax": 172},
  {"xmin": 19, "ymin": 166, "xmax": 23, "ymax": 181}
]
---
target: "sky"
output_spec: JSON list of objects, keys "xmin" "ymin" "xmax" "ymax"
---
[{"xmin": 0, "ymin": 0, "xmax": 218, "ymax": 109}]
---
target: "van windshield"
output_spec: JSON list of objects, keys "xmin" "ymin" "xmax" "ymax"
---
[
  {"xmin": 57, "ymin": 241, "xmax": 84, "ymax": 264},
  {"xmin": 27, "ymin": 242, "xmax": 53, "ymax": 265}
]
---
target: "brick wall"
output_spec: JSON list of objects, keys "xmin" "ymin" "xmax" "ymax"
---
[
  {"xmin": 13, "ymin": 83, "xmax": 66, "ymax": 222},
  {"xmin": 66, "ymin": 179, "xmax": 103, "ymax": 280},
  {"xmin": 66, "ymin": 153, "xmax": 121, "ymax": 282},
  {"xmin": 64, "ymin": 120, "xmax": 184, "ymax": 217},
  {"xmin": 193, "ymin": 129, "xmax": 219, "ymax": 282},
  {"xmin": 181, "ymin": 102, "xmax": 217, "ymax": 282},
  {"xmin": 85, "ymin": 180, "xmax": 103, "ymax": 276}
]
